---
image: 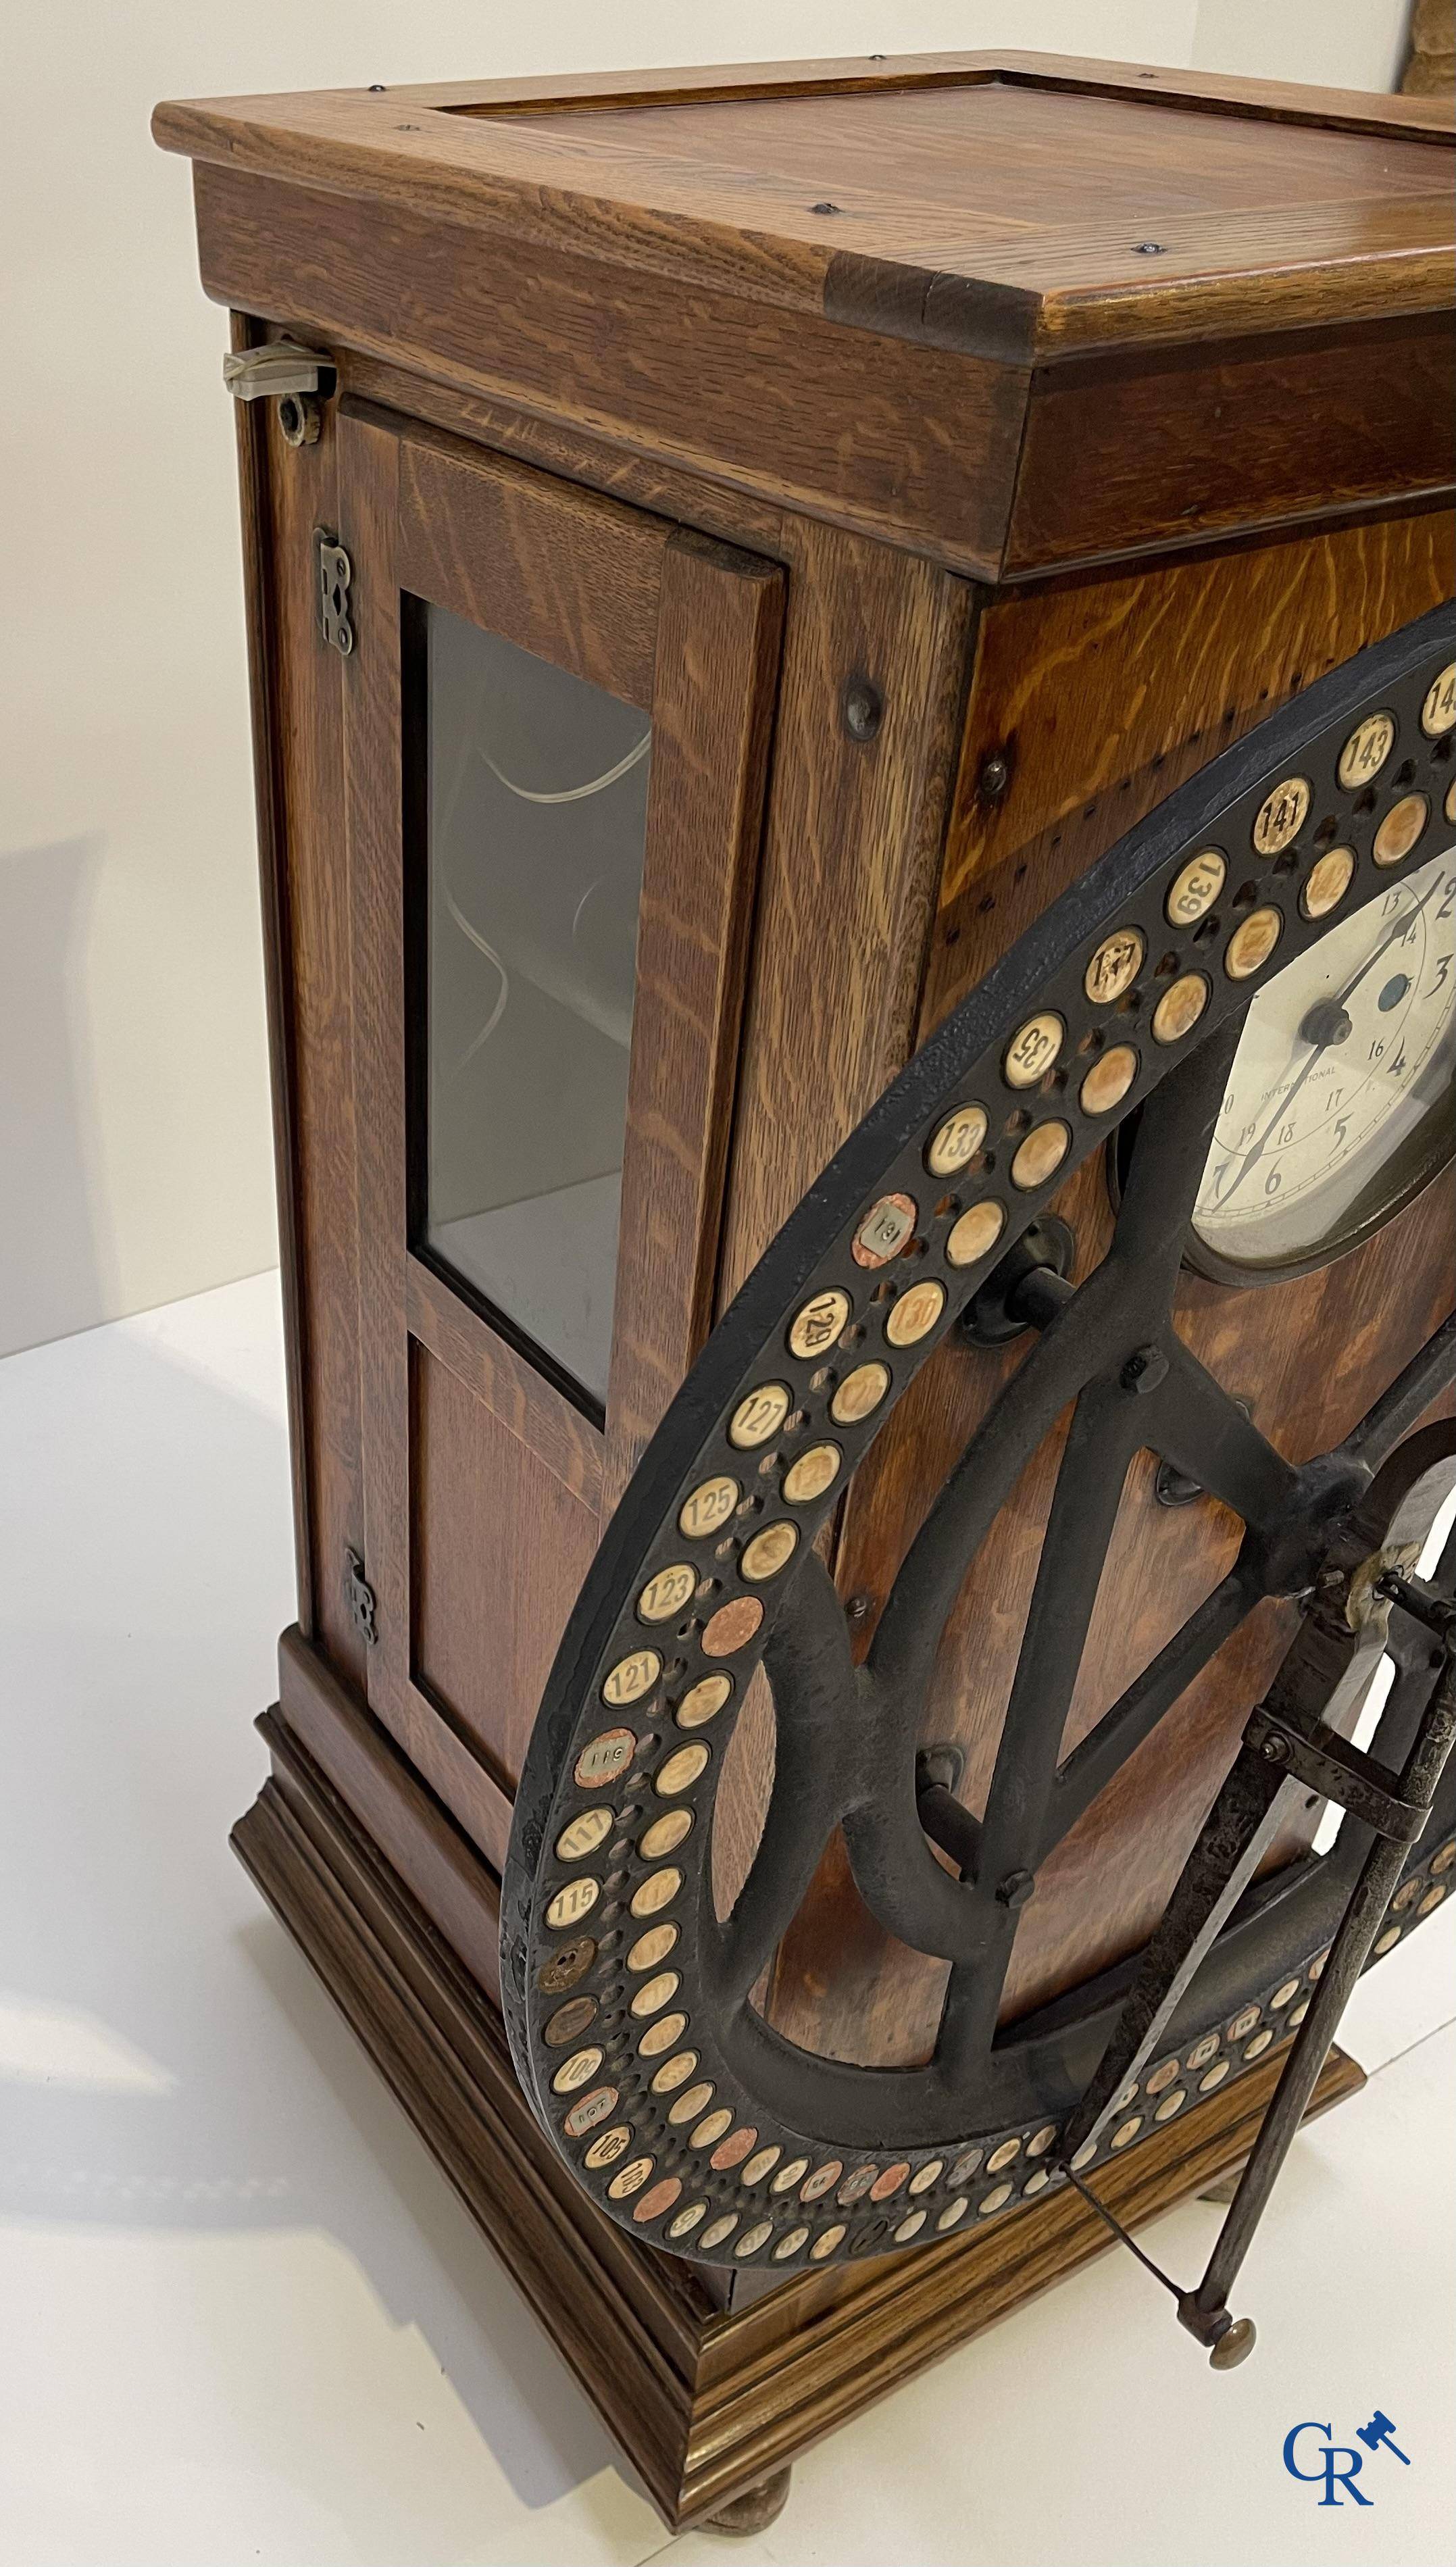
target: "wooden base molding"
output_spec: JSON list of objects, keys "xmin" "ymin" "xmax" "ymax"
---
[{"xmin": 236, "ymin": 1703, "xmax": 1367, "ymax": 2533}]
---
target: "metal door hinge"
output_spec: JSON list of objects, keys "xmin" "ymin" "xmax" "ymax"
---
[
  {"xmin": 344, "ymin": 1549, "xmax": 378, "ymax": 1647},
  {"xmin": 315, "ymin": 530, "xmax": 355, "ymax": 657},
  {"xmin": 222, "ymin": 339, "xmax": 336, "ymax": 447}
]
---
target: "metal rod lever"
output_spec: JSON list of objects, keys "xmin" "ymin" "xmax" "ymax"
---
[
  {"xmin": 1057, "ymin": 2168, "xmax": 1259, "ymax": 2369},
  {"xmin": 1183, "ymin": 1639, "xmax": 1456, "ymax": 2352}
]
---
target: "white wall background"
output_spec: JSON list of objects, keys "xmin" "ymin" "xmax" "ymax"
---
[{"xmin": 0, "ymin": 2, "xmax": 1413, "ymax": 1357}]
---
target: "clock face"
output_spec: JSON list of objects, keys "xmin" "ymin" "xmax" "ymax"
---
[{"xmin": 1191, "ymin": 839, "xmax": 1456, "ymax": 1278}]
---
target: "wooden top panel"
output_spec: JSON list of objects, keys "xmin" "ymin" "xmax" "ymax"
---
[
  {"xmin": 484, "ymin": 80, "xmax": 1440, "ymax": 230},
  {"xmin": 154, "ymin": 51, "xmax": 1453, "ymax": 364}
]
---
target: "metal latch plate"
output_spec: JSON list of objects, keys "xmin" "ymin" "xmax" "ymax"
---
[
  {"xmin": 315, "ymin": 531, "xmax": 354, "ymax": 658},
  {"xmin": 222, "ymin": 341, "xmax": 334, "ymax": 401}
]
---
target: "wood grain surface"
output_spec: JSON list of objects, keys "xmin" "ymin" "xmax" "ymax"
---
[
  {"xmin": 344, "ymin": 353, "xmax": 788, "ymax": 557},
  {"xmin": 411, "ymin": 1345, "xmax": 601, "ymax": 1797},
  {"xmin": 157, "ymin": 51, "xmax": 1453, "ymax": 368},
  {"xmin": 189, "ymin": 164, "xmax": 1026, "ymax": 578},
  {"xmin": 768, "ymin": 505, "xmax": 1456, "ymax": 2068},
  {"xmin": 1007, "ymin": 315, "xmax": 1455, "ymax": 574},
  {"xmin": 395, "ymin": 420, "xmax": 668, "ymax": 709},
  {"xmin": 604, "ymin": 534, "xmax": 785, "ymax": 1505},
  {"xmin": 274, "ymin": 1633, "xmax": 504, "ymax": 2002},
  {"xmin": 716, "ymin": 528, "xmax": 974, "ymax": 1297},
  {"xmin": 405, "ymin": 1253, "xmax": 604, "ymax": 1508}
]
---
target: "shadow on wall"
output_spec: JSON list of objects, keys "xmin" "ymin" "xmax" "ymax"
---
[{"xmin": 0, "ymin": 836, "xmax": 111, "ymax": 1356}]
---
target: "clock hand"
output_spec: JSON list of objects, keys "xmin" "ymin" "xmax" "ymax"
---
[
  {"xmin": 1330, "ymin": 875, "xmax": 1441, "ymax": 1012},
  {"xmin": 1213, "ymin": 1044, "xmax": 1324, "ymax": 1208},
  {"xmin": 1211, "ymin": 875, "xmax": 1441, "ymax": 1213}
]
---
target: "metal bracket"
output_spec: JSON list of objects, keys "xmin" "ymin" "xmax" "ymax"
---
[
  {"xmin": 915, "ymin": 1745, "xmax": 982, "ymax": 1876},
  {"xmin": 1062, "ymin": 1566, "xmax": 1456, "ymax": 2366},
  {"xmin": 1378, "ymin": 1565, "xmax": 1456, "ymax": 1640},
  {"xmin": 344, "ymin": 1550, "xmax": 378, "ymax": 1648},
  {"xmin": 960, "ymin": 1218, "xmax": 1076, "ymax": 1347},
  {"xmin": 315, "ymin": 531, "xmax": 355, "ymax": 658},
  {"xmin": 222, "ymin": 341, "xmax": 336, "ymax": 447},
  {"xmin": 1171, "ymin": 1618, "xmax": 1456, "ymax": 2359},
  {"xmin": 1245, "ymin": 1704, "xmax": 1426, "ymax": 1844}
]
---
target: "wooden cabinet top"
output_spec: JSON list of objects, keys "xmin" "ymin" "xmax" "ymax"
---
[{"xmin": 156, "ymin": 49, "xmax": 1453, "ymax": 366}]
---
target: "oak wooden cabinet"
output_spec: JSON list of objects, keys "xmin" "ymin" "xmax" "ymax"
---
[{"xmin": 156, "ymin": 53, "xmax": 1455, "ymax": 2531}]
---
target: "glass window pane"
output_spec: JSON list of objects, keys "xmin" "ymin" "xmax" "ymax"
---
[{"xmin": 421, "ymin": 603, "xmax": 651, "ymax": 1406}]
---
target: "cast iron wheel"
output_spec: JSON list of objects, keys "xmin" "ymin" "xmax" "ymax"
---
[{"xmin": 502, "ymin": 603, "xmax": 1456, "ymax": 2272}]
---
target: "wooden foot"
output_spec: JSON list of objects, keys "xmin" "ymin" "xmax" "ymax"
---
[
  {"xmin": 234, "ymin": 1701, "xmax": 1368, "ymax": 2531},
  {"xmin": 699, "ymin": 2466, "xmax": 793, "ymax": 2537}
]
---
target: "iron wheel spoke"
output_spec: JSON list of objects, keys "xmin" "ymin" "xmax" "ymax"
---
[
  {"xmin": 934, "ymin": 1388, "xmax": 1143, "ymax": 2076},
  {"xmin": 1113, "ymin": 1022, "xmax": 1240, "ymax": 1268},
  {"xmin": 1042, "ymin": 1570, "xmax": 1254, "ymax": 1858},
  {"xmin": 869, "ymin": 1032, "xmax": 1235, "ymax": 1724},
  {"xmin": 978, "ymin": 1391, "xmax": 1143, "ymax": 1889},
  {"xmin": 1149, "ymin": 1339, "xmax": 1301, "ymax": 1535},
  {"xmin": 1340, "ymin": 1310, "xmax": 1456, "ymax": 1477},
  {"xmin": 865, "ymin": 1271, "xmax": 1113, "ymax": 1712}
]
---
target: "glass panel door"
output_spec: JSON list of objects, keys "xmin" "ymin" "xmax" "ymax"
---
[
  {"xmin": 422, "ymin": 605, "xmax": 652, "ymax": 1407},
  {"xmin": 338, "ymin": 407, "xmax": 782, "ymax": 1870}
]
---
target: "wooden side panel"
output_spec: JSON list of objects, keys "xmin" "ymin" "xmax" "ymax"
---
[
  {"xmin": 274, "ymin": 1629, "xmax": 503, "ymax": 2002},
  {"xmin": 605, "ymin": 534, "xmax": 785, "ymax": 1504},
  {"xmin": 1006, "ymin": 319, "xmax": 1455, "ymax": 575},
  {"xmin": 704, "ymin": 524, "xmax": 974, "ymax": 1899},
  {"xmin": 718, "ymin": 526, "xmax": 975, "ymax": 1294},
  {"xmin": 346, "ymin": 353, "xmax": 788, "ymax": 555},
  {"xmin": 770, "ymin": 505, "xmax": 1456, "ymax": 2068},
  {"xmin": 411, "ymin": 1343, "xmax": 600, "ymax": 1791},
  {"xmin": 192, "ymin": 164, "xmax": 1026, "ymax": 578}
]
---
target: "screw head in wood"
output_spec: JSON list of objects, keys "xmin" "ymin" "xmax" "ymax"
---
[{"xmin": 842, "ymin": 676, "xmax": 884, "ymax": 742}]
